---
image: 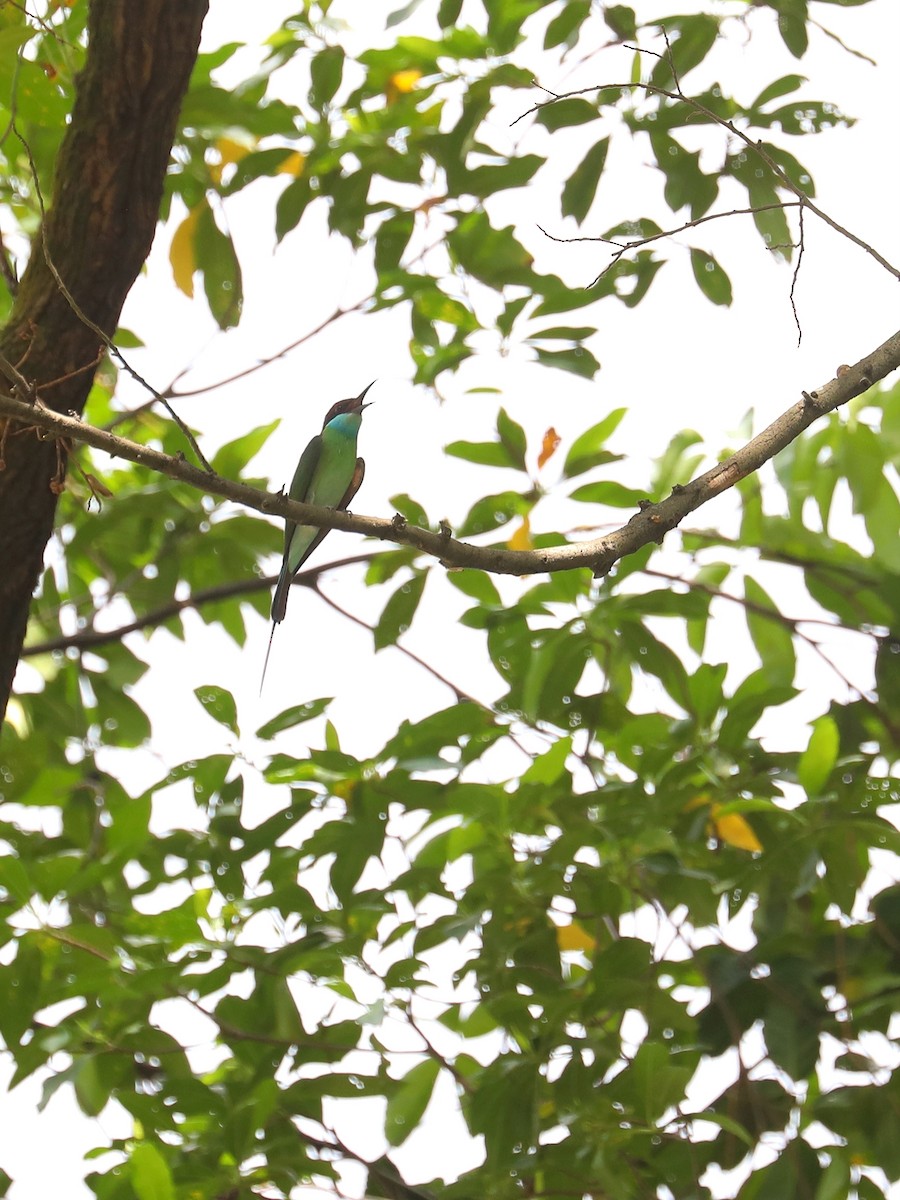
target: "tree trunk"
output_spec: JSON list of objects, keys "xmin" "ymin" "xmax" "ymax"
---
[{"xmin": 0, "ymin": 0, "xmax": 208, "ymax": 720}]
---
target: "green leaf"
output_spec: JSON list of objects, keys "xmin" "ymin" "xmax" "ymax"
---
[
  {"xmin": 569, "ymin": 480, "xmax": 643, "ymax": 507},
  {"xmin": 374, "ymin": 571, "xmax": 427, "ymax": 650},
  {"xmin": 743, "ymin": 577, "xmax": 796, "ymax": 686},
  {"xmin": 194, "ymin": 685, "xmax": 239, "ymax": 735},
  {"xmin": 448, "ymin": 213, "xmax": 534, "ymax": 287},
  {"xmin": 563, "ymin": 409, "xmax": 627, "ymax": 477},
  {"xmin": 543, "ymin": 0, "xmax": 591, "ymax": 49},
  {"xmin": 797, "ymin": 715, "xmax": 839, "ymax": 797},
  {"xmin": 526, "ymin": 325, "xmax": 595, "ymax": 341},
  {"xmin": 750, "ymin": 73, "xmax": 807, "ymax": 109},
  {"xmin": 129, "ymin": 1142, "xmax": 174, "ymax": 1200},
  {"xmin": 776, "ymin": 0, "xmax": 810, "ymax": 58},
  {"xmin": 690, "ymin": 248, "xmax": 732, "ymax": 306},
  {"xmin": 389, "ymin": 493, "xmax": 430, "ymax": 528},
  {"xmin": 496, "ymin": 408, "xmax": 527, "ymax": 470},
  {"xmin": 438, "ymin": 0, "xmax": 463, "ymax": 26},
  {"xmin": 275, "ymin": 175, "xmax": 312, "ymax": 242},
  {"xmin": 310, "ymin": 45, "xmax": 344, "ymax": 107},
  {"xmin": 457, "ymin": 490, "xmax": 531, "ymax": 537},
  {"xmin": 73, "ymin": 1056, "xmax": 108, "ymax": 1118},
  {"xmin": 533, "ymin": 345, "xmax": 600, "ymax": 379},
  {"xmin": 211, "ymin": 421, "xmax": 279, "ymax": 478},
  {"xmin": 375, "ymin": 212, "xmax": 416, "ymax": 273},
  {"xmin": 535, "ymin": 97, "xmax": 598, "ymax": 132},
  {"xmin": 649, "ymin": 14, "xmax": 721, "ymax": 86},
  {"xmin": 446, "ymin": 569, "xmax": 502, "ymax": 606},
  {"xmin": 195, "ymin": 200, "xmax": 243, "ymax": 329},
  {"xmin": 385, "ymin": 1059, "xmax": 441, "ymax": 1146},
  {"xmin": 445, "ymin": 440, "xmax": 521, "ymax": 469},
  {"xmin": 521, "ymin": 736, "xmax": 572, "ymax": 785},
  {"xmin": 604, "ymin": 5, "xmax": 637, "ymax": 39},
  {"xmin": 561, "ymin": 137, "xmax": 609, "ymax": 224},
  {"xmin": 255, "ymin": 698, "xmax": 333, "ymax": 739}
]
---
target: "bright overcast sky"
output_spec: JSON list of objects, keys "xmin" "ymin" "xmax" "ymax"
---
[{"xmin": 4, "ymin": 0, "xmax": 900, "ymax": 1196}]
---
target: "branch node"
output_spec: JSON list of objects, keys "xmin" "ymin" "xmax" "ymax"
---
[
  {"xmin": 438, "ymin": 519, "xmax": 453, "ymax": 541},
  {"xmin": 391, "ymin": 512, "xmax": 408, "ymax": 532}
]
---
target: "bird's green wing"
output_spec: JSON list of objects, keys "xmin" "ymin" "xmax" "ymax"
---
[
  {"xmin": 286, "ymin": 456, "xmax": 365, "ymax": 577},
  {"xmin": 288, "ymin": 433, "xmax": 322, "ymax": 504}
]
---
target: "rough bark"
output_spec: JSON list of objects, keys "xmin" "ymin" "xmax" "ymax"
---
[{"xmin": 0, "ymin": 0, "xmax": 209, "ymax": 719}]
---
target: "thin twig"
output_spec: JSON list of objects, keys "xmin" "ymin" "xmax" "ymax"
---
[
  {"xmin": 21, "ymin": 554, "xmax": 374, "ymax": 656},
  {"xmin": 13, "ymin": 124, "xmax": 214, "ymax": 472},
  {"xmin": 538, "ymin": 202, "xmax": 802, "ymax": 286},
  {"xmin": 790, "ymin": 201, "xmax": 805, "ymax": 345},
  {"xmin": 516, "ymin": 73, "xmax": 900, "ymax": 282}
]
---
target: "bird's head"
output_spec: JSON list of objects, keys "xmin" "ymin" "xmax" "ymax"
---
[{"xmin": 322, "ymin": 381, "xmax": 375, "ymax": 428}]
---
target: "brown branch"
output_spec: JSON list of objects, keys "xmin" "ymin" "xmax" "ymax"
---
[
  {"xmin": 2, "ymin": 329, "xmax": 898, "ymax": 583},
  {"xmin": 21, "ymin": 554, "xmax": 374, "ymax": 656}
]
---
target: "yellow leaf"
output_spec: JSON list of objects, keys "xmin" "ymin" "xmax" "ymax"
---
[
  {"xmin": 210, "ymin": 136, "xmax": 252, "ymax": 184},
  {"xmin": 276, "ymin": 150, "xmax": 305, "ymax": 177},
  {"xmin": 683, "ymin": 792, "xmax": 711, "ymax": 813},
  {"xmin": 508, "ymin": 515, "xmax": 533, "ymax": 552},
  {"xmin": 537, "ymin": 427, "xmax": 561, "ymax": 470},
  {"xmin": 169, "ymin": 206, "xmax": 201, "ymax": 298},
  {"xmin": 711, "ymin": 806, "xmax": 763, "ymax": 853},
  {"xmin": 386, "ymin": 68, "xmax": 422, "ymax": 103},
  {"xmin": 556, "ymin": 921, "xmax": 596, "ymax": 955}
]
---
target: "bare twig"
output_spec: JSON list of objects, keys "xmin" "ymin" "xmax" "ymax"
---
[
  {"xmin": 538, "ymin": 202, "xmax": 802, "ymax": 286},
  {"xmin": 789, "ymin": 201, "xmax": 805, "ymax": 345},
  {"xmin": 517, "ymin": 73, "xmax": 900, "ymax": 283}
]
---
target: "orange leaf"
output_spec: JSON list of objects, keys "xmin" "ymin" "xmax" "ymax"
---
[{"xmin": 537, "ymin": 427, "xmax": 561, "ymax": 470}]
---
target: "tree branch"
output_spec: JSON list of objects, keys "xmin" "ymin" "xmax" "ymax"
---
[{"xmin": 3, "ymin": 328, "xmax": 897, "ymax": 584}]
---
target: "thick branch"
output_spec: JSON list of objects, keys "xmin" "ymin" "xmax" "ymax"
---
[
  {"xmin": 0, "ymin": 0, "xmax": 208, "ymax": 719},
  {"xmin": 2, "ymin": 327, "xmax": 897, "ymax": 583}
]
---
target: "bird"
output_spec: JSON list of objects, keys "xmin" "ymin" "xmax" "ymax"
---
[{"xmin": 260, "ymin": 382, "xmax": 373, "ymax": 691}]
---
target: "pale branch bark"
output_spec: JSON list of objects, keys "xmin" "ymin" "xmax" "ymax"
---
[
  {"xmin": 2, "ymin": 326, "xmax": 897, "ymax": 581},
  {"xmin": 0, "ymin": 0, "xmax": 209, "ymax": 720}
]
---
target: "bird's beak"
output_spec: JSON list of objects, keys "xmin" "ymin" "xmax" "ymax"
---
[{"xmin": 357, "ymin": 380, "xmax": 376, "ymax": 409}]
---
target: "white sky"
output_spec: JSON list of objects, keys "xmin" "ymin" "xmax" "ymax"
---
[{"xmin": 4, "ymin": 0, "xmax": 900, "ymax": 1196}]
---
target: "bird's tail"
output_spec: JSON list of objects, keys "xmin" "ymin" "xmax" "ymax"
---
[
  {"xmin": 271, "ymin": 561, "xmax": 291, "ymax": 624},
  {"xmin": 262, "ymin": 561, "xmax": 293, "ymax": 693},
  {"xmin": 260, "ymin": 621, "xmax": 277, "ymax": 696}
]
